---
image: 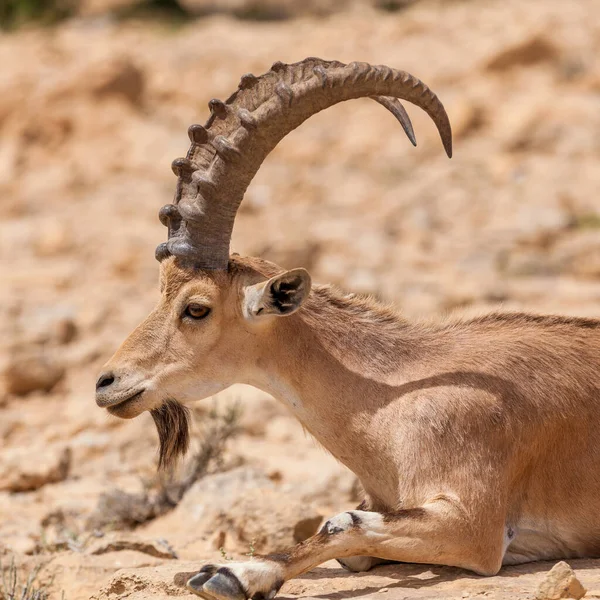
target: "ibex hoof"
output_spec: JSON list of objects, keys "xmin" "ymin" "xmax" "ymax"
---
[
  {"xmin": 183, "ymin": 562, "xmax": 283, "ymax": 600},
  {"xmin": 189, "ymin": 566, "xmax": 245, "ymax": 600}
]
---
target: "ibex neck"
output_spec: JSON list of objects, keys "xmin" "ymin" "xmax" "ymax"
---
[
  {"xmin": 297, "ymin": 286, "xmax": 417, "ymax": 383},
  {"xmin": 245, "ymin": 286, "xmax": 423, "ymax": 467}
]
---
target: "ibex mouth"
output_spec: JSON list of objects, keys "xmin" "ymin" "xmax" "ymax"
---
[{"xmin": 105, "ymin": 389, "xmax": 145, "ymax": 416}]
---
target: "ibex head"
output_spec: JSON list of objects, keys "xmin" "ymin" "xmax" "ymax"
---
[{"xmin": 95, "ymin": 57, "xmax": 452, "ymax": 468}]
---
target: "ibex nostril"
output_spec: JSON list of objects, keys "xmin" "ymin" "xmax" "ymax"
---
[{"xmin": 96, "ymin": 373, "xmax": 115, "ymax": 390}]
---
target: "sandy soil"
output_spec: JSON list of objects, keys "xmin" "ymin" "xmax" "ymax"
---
[{"xmin": 1, "ymin": 0, "xmax": 600, "ymax": 598}]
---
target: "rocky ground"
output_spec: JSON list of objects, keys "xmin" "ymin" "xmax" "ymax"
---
[{"xmin": 1, "ymin": 0, "xmax": 600, "ymax": 598}]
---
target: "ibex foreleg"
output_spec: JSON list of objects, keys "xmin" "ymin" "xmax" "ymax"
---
[{"xmin": 182, "ymin": 499, "xmax": 507, "ymax": 600}]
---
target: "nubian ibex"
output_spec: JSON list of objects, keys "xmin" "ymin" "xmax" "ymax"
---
[{"xmin": 96, "ymin": 58, "xmax": 600, "ymax": 599}]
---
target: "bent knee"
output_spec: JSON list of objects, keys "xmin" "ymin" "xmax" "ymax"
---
[
  {"xmin": 467, "ymin": 555, "xmax": 502, "ymax": 577},
  {"xmin": 320, "ymin": 510, "xmax": 384, "ymax": 536}
]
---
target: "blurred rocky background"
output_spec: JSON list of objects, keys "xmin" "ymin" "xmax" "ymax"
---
[{"xmin": 1, "ymin": 0, "xmax": 599, "ymax": 598}]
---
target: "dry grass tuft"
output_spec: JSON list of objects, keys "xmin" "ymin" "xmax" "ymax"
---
[
  {"xmin": 0, "ymin": 556, "xmax": 51, "ymax": 600},
  {"xmin": 87, "ymin": 402, "xmax": 241, "ymax": 531}
]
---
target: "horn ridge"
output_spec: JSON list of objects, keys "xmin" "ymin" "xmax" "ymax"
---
[{"xmin": 158, "ymin": 57, "xmax": 453, "ymax": 269}]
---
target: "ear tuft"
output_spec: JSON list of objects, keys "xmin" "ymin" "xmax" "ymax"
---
[
  {"xmin": 244, "ymin": 268, "xmax": 311, "ymax": 319},
  {"xmin": 270, "ymin": 274, "xmax": 309, "ymax": 314}
]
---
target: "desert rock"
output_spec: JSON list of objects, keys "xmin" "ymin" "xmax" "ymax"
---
[
  {"xmin": 0, "ymin": 445, "xmax": 71, "ymax": 493},
  {"xmin": 536, "ymin": 561, "xmax": 587, "ymax": 600},
  {"xmin": 3, "ymin": 351, "xmax": 65, "ymax": 396},
  {"xmin": 218, "ymin": 487, "xmax": 322, "ymax": 552},
  {"xmin": 86, "ymin": 532, "xmax": 178, "ymax": 560}
]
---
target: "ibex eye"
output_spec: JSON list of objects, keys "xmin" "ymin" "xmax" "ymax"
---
[{"xmin": 184, "ymin": 304, "xmax": 211, "ymax": 320}]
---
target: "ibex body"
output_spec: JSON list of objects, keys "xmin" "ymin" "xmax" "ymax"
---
[{"xmin": 96, "ymin": 58, "xmax": 600, "ymax": 599}]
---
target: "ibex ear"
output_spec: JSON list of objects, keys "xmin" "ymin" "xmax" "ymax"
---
[{"xmin": 243, "ymin": 268, "xmax": 312, "ymax": 319}]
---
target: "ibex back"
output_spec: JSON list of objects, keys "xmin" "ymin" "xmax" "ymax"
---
[{"xmin": 95, "ymin": 58, "xmax": 600, "ymax": 600}]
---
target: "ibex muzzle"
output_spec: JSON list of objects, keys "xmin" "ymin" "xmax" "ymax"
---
[{"xmin": 97, "ymin": 58, "xmax": 600, "ymax": 599}]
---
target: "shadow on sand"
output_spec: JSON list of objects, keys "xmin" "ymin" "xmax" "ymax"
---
[{"xmin": 288, "ymin": 558, "xmax": 599, "ymax": 599}]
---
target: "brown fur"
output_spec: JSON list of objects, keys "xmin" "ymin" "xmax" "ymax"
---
[{"xmin": 150, "ymin": 399, "xmax": 191, "ymax": 470}]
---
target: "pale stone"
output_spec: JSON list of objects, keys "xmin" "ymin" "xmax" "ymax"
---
[
  {"xmin": 536, "ymin": 561, "xmax": 586, "ymax": 600},
  {"xmin": 0, "ymin": 446, "xmax": 71, "ymax": 493}
]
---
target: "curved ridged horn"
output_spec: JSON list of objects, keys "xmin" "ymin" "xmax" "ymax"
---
[
  {"xmin": 372, "ymin": 96, "xmax": 417, "ymax": 147},
  {"xmin": 159, "ymin": 57, "xmax": 453, "ymax": 268}
]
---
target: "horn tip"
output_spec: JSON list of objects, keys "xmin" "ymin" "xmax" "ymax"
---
[
  {"xmin": 405, "ymin": 129, "xmax": 417, "ymax": 147},
  {"xmin": 444, "ymin": 139, "xmax": 453, "ymax": 158}
]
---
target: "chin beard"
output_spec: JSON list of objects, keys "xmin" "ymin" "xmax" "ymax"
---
[{"xmin": 150, "ymin": 399, "xmax": 191, "ymax": 470}]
